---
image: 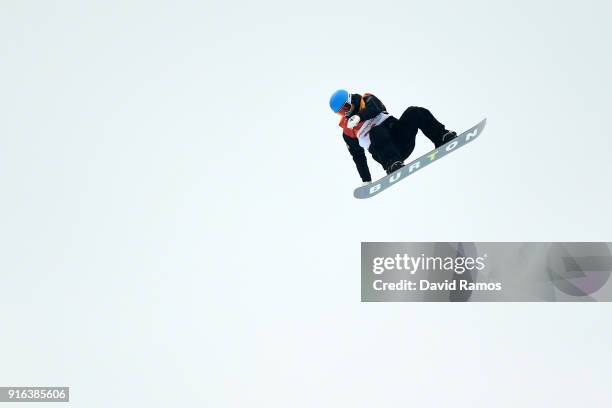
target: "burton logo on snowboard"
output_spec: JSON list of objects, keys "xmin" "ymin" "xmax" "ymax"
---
[{"xmin": 353, "ymin": 118, "xmax": 487, "ymax": 199}]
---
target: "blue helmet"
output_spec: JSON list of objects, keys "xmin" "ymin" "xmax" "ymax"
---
[{"xmin": 329, "ymin": 89, "xmax": 350, "ymax": 113}]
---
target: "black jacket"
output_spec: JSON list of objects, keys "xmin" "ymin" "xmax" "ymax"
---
[
  {"xmin": 346, "ymin": 93, "xmax": 387, "ymax": 121},
  {"xmin": 342, "ymin": 93, "xmax": 388, "ymax": 182}
]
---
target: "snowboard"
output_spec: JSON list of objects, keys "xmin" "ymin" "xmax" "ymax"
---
[{"xmin": 353, "ymin": 118, "xmax": 487, "ymax": 199}]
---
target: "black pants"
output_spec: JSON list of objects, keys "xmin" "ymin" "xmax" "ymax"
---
[{"xmin": 368, "ymin": 106, "xmax": 448, "ymax": 169}]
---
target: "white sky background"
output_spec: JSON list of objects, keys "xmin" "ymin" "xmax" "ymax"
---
[{"xmin": 1, "ymin": 0, "xmax": 611, "ymax": 406}]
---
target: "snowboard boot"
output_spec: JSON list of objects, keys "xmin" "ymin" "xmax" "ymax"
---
[
  {"xmin": 441, "ymin": 130, "xmax": 457, "ymax": 144},
  {"xmin": 386, "ymin": 161, "xmax": 404, "ymax": 174}
]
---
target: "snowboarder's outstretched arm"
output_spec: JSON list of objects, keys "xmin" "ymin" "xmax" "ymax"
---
[{"xmin": 343, "ymin": 133, "xmax": 371, "ymax": 182}]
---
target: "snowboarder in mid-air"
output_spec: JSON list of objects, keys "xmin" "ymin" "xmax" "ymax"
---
[{"xmin": 329, "ymin": 89, "xmax": 457, "ymax": 185}]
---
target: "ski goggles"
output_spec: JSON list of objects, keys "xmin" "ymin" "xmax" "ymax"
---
[{"xmin": 337, "ymin": 101, "xmax": 353, "ymax": 117}]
